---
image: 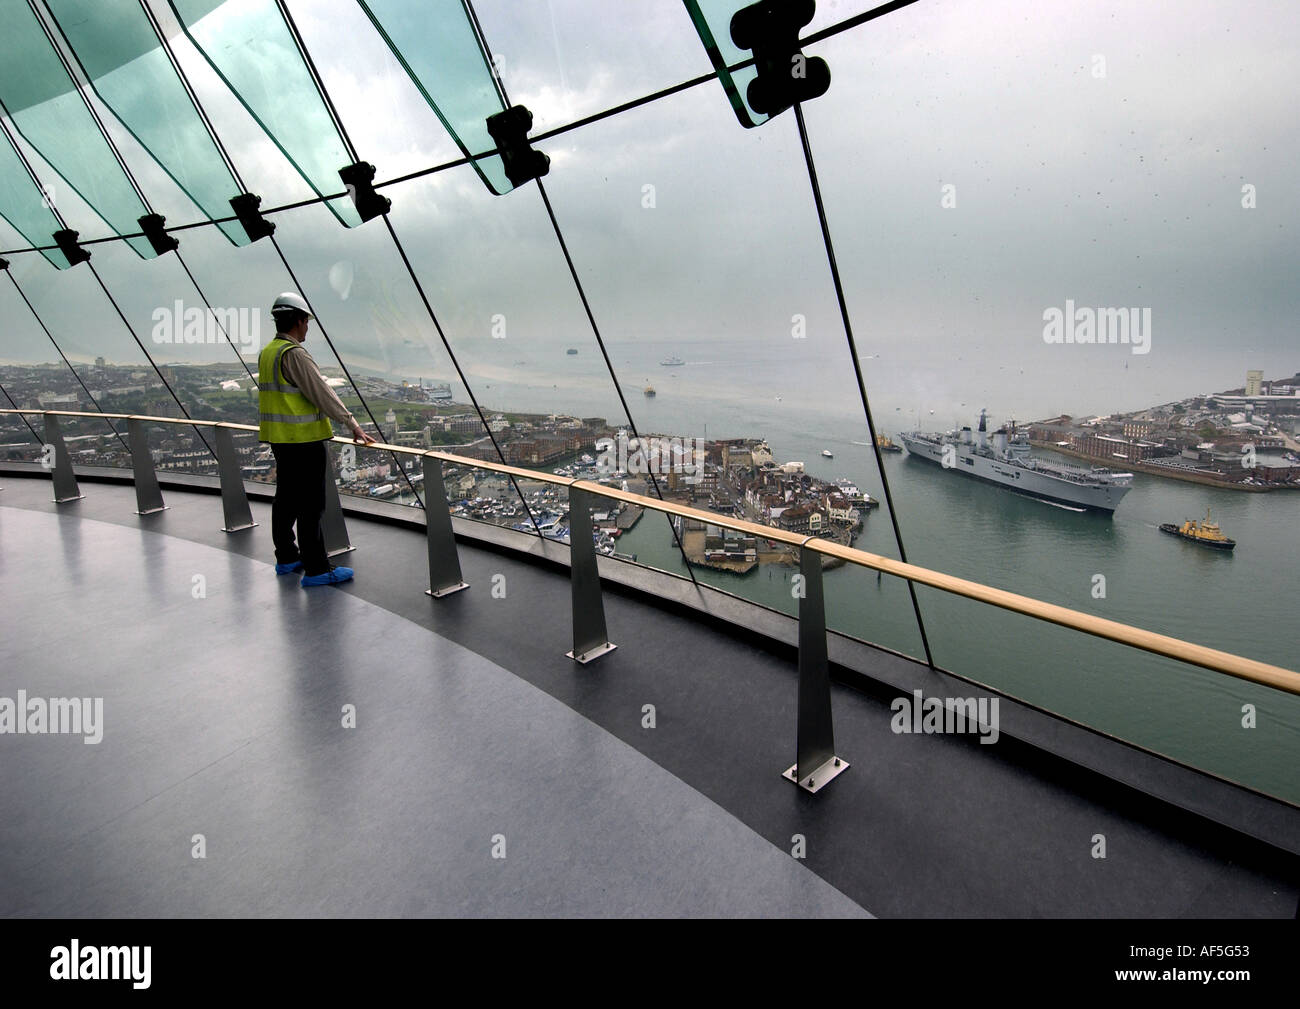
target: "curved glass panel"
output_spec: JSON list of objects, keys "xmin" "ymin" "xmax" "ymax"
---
[
  {"xmin": 44, "ymin": 0, "xmax": 249, "ymax": 246},
  {"xmin": 682, "ymin": 0, "xmax": 769, "ymax": 129},
  {"xmin": 470, "ymin": 0, "xmax": 717, "ymax": 132},
  {"xmin": 356, "ymin": 0, "xmax": 512, "ymax": 194},
  {"xmin": 0, "ymin": 125, "xmax": 70, "ymax": 269},
  {"xmin": 167, "ymin": 0, "xmax": 363, "ymax": 228},
  {"xmin": 0, "ymin": 1, "xmax": 155, "ymax": 259}
]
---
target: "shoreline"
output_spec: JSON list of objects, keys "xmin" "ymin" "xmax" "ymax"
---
[{"xmin": 1029, "ymin": 441, "xmax": 1297, "ymax": 493}]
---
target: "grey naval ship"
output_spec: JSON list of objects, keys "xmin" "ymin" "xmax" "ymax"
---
[{"xmin": 899, "ymin": 410, "xmax": 1133, "ymax": 514}]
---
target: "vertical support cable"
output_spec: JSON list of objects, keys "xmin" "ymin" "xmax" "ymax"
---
[
  {"xmin": 264, "ymin": 235, "xmax": 427, "ymax": 508},
  {"xmin": 135, "ymin": 0, "xmax": 243, "ymax": 186},
  {"xmin": 380, "ymin": 218, "xmax": 543, "ymax": 536},
  {"xmin": 462, "ymin": 0, "xmax": 509, "ymax": 108},
  {"xmin": 172, "ymin": 252, "xmax": 257, "ymax": 382},
  {"xmin": 28, "ymin": 0, "xmax": 150, "ymax": 208},
  {"xmin": 4, "ymin": 271, "xmax": 130, "ymax": 454},
  {"xmin": 273, "ymin": 0, "xmax": 359, "ymax": 165},
  {"xmin": 0, "ymin": 382, "xmax": 43, "ymax": 444},
  {"xmin": 136, "ymin": 0, "xmax": 261, "ymax": 384},
  {"xmin": 255, "ymin": 2, "xmax": 540, "ymax": 530},
  {"xmin": 463, "ymin": 0, "xmax": 700, "ymax": 584},
  {"xmin": 46, "ymin": 0, "xmax": 257, "ymax": 387},
  {"xmin": 531, "ymin": 179, "xmax": 699, "ymax": 584},
  {"xmin": 144, "ymin": 3, "xmax": 422, "ymax": 503},
  {"xmin": 9, "ymin": 4, "xmax": 215, "ymax": 459},
  {"xmin": 791, "ymin": 100, "xmax": 934, "ymax": 669},
  {"xmin": 86, "ymin": 260, "xmax": 216, "ymax": 459}
]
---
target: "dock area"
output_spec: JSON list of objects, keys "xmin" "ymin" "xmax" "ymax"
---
[{"xmin": 680, "ymin": 528, "xmax": 758, "ymax": 574}]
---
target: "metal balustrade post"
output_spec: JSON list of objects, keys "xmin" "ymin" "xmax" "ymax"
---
[
  {"xmin": 322, "ymin": 449, "xmax": 354, "ymax": 556},
  {"xmin": 423, "ymin": 454, "xmax": 468, "ymax": 598},
  {"xmin": 214, "ymin": 425, "xmax": 256, "ymax": 532},
  {"xmin": 783, "ymin": 543, "xmax": 849, "ymax": 793},
  {"xmin": 566, "ymin": 486, "xmax": 617, "ymax": 664},
  {"xmin": 42, "ymin": 413, "xmax": 83, "ymax": 503},
  {"xmin": 128, "ymin": 418, "xmax": 167, "ymax": 515}
]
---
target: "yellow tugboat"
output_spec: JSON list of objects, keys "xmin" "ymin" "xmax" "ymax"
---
[
  {"xmin": 1159, "ymin": 509, "xmax": 1235, "ymax": 550},
  {"xmin": 876, "ymin": 434, "xmax": 903, "ymax": 453}
]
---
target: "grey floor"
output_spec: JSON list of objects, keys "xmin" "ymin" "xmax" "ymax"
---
[
  {"xmin": 0, "ymin": 502, "xmax": 867, "ymax": 918},
  {"xmin": 0, "ymin": 474, "xmax": 1296, "ymax": 918}
]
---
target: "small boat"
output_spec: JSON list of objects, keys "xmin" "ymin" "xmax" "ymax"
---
[
  {"xmin": 876, "ymin": 435, "xmax": 903, "ymax": 453},
  {"xmin": 822, "ymin": 449, "xmax": 833, "ymax": 458},
  {"xmin": 660, "ymin": 355, "xmax": 685, "ymax": 366},
  {"xmin": 643, "ymin": 385, "xmax": 655, "ymax": 397},
  {"xmin": 1159, "ymin": 510, "xmax": 1235, "ymax": 550},
  {"xmin": 566, "ymin": 348, "xmax": 578, "ymax": 355}
]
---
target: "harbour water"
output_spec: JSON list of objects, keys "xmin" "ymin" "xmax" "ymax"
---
[{"xmin": 424, "ymin": 338, "xmax": 1300, "ymax": 802}]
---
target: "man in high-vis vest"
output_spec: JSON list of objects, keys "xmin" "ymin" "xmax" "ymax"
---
[{"xmin": 259, "ymin": 292, "xmax": 375, "ymax": 587}]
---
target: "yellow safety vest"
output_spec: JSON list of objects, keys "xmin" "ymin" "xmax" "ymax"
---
[{"xmin": 257, "ymin": 337, "xmax": 334, "ymax": 443}]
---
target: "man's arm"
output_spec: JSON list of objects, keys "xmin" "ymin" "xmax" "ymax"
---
[{"xmin": 280, "ymin": 345, "xmax": 375, "ymax": 443}]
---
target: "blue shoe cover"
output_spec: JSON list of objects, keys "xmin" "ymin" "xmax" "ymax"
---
[{"xmin": 301, "ymin": 566, "xmax": 354, "ymax": 587}]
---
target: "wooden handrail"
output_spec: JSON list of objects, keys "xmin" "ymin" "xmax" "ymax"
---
[{"xmin": 5, "ymin": 407, "xmax": 1298, "ymax": 695}]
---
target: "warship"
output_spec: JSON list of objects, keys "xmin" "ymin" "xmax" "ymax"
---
[{"xmin": 900, "ymin": 410, "xmax": 1133, "ymax": 514}]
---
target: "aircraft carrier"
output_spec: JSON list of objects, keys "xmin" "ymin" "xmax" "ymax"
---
[{"xmin": 900, "ymin": 410, "xmax": 1134, "ymax": 513}]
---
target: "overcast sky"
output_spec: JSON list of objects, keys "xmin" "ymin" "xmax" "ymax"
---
[{"xmin": 1, "ymin": 0, "xmax": 1297, "ymax": 424}]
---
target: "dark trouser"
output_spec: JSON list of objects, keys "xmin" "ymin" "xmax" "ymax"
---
[{"xmin": 271, "ymin": 440, "xmax": 330, "ymax": 575}]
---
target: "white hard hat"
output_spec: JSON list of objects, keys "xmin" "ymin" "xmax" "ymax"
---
[{"xmin": 271, "ymin": 292, "xmax": 313, "ymax": 317}]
